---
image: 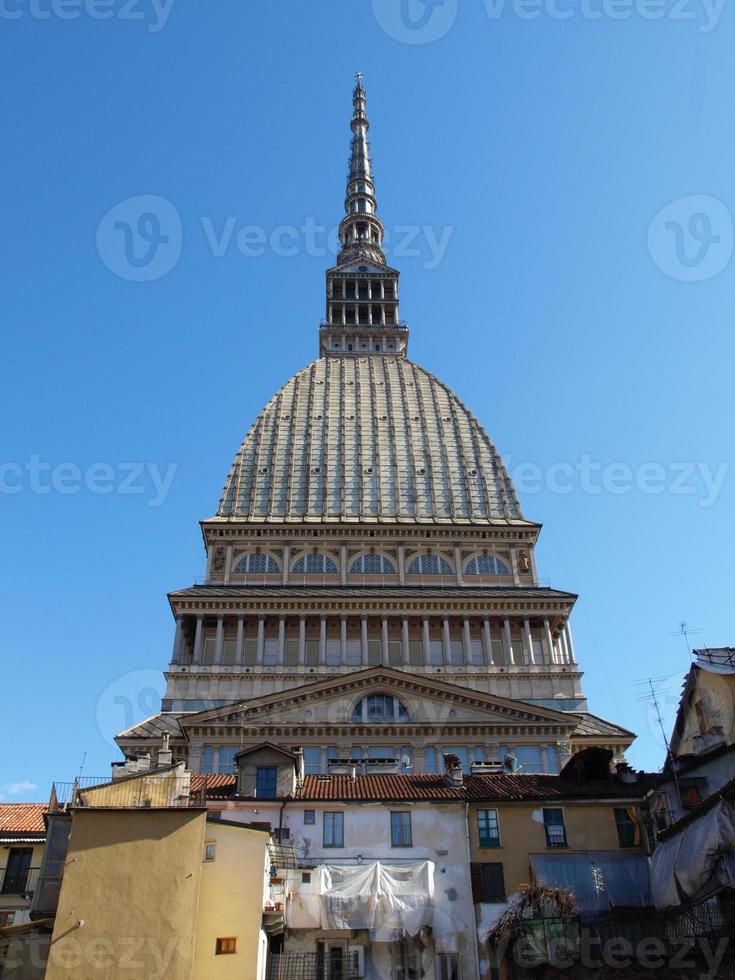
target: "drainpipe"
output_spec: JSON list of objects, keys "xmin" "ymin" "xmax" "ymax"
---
[
  {"xmin": 465, "ymin": 802, "xmax": 482, "ymax": 980},
  {"xmin": 277, "ymin": 799, "xmax": 288, "ymax": 841}
]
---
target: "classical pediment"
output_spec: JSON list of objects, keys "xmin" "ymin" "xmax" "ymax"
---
[{"xmin": 178, "ymin": 667, "xmax": 577, "ymax": 734}]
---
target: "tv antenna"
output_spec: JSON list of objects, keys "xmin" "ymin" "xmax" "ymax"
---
[
  {"xmin": 635, "ymin": 676, "xmax": 683, "ymax": 811},
  {"xmin": 666, "ymin": 621, "xmax": 703, "ymax": 658}
]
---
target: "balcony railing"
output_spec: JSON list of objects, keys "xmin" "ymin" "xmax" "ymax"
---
[
  {"xmin": 50, "ymin": 774, "xmax": 207, "ymax": 811},
  {"xmin": 0, "ymin": 867, "xmax": 40, "ymax": 897}
]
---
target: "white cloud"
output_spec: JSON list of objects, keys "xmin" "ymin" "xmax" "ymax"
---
[{"xmin": 0, "ymin": 781, "xmax": 38, "ymax": 802}]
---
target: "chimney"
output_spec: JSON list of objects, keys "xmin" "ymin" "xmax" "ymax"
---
[
  {"xmin": 615, "ymin": 762, "xmax": 637, "ymax": 784},
  {"xmin": 443, "ymin": 753, "xmax": 463, "ymax": 787},
  {"xmin": 158, "ymin": 733, "xmax": 173, "ymax": 769}
]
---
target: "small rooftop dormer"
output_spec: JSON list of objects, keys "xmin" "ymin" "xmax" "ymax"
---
[{"xmin": 235, "ymin": 743, "xmax": 302, "ymax": 799}]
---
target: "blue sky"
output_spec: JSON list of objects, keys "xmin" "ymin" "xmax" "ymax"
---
[{"xmin": 2, "ymin": 0, "xmax": 733, "ymax": 802}]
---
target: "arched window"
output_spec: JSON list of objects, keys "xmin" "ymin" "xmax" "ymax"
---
[
  {"xmin": 350, "ymin": 554, "xmax": 396, "ymax": 575},
  {"xmin": 233, "ymin": 553, "xmax": 280, "ymax": 574},
  {"xmin": 464, "ymin": 555, "xmax": 509, "ymax": 576},
  {"xmin": 407, "ymin": 554, "xmax": 452, "ymax": 575},
  {"xmin": 292, "ymin": 553, "xmax": 338, "ymax": 574},
  {"xmin": 351, "ymin": 695, "xmax": 409, "ymax": 724}
]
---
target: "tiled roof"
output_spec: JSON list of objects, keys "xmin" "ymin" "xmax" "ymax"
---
[
  {"xmin": 116, "ymin": 712, "xmax": 188, "ymax": 740},
  {"xmin": 463, "ymin": 774, "xmax": 650, "ymax": 802},
  {"xmin": 571, "ymin": 712, "xmax": 635, "ymax": 739},
  {"xmin": 191, "ymin": 773, "xmax": 237, "ymax": 799},
  {"xmin": 217, "ymin": 357, "xmax": 527, "ymax": 525},
  {"xmin": 170, "ymin": 585, "xmax": 575, "ymax": 601},
  {"xmin": 193, "ymin": 772, "xmax": 648, "ymax": 803},
  {"xmin": 301, "ymin": 774, "xmax": 463, "ymax": 801},
  {"xmin": 0, "ymin": 804, "xmax": 47, "ymax": 835}
]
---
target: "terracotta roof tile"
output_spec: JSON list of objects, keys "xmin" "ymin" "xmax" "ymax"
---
[
  {"xmin": 463, "ymin": 774, "xmax": 650, "ymax": 801},
  {"xmin": 301, "ymin": 774, "xmax": 462, "ymax": 801},
  {"xmin": 0, "ymin": 804, "xmax": 47, "ymax": 835},
  {"xmin": 194, "ymin": 772, "xmax": 650, "ymax": 803}
]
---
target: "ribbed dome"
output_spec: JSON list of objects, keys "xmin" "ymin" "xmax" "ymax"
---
[{"xmin": 218, "ymin": 356, "xmax": 525, "ymax": 525}]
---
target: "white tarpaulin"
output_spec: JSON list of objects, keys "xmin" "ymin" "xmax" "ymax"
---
[
  {"xmin": 650, "ymin": 800, "xmax": 735, "ymax": 909},
  {"xmin": 312, "ymin": 861, "xmax": 435, "ymax": 936}
]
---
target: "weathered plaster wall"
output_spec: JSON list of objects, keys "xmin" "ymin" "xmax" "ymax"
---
[
  {"xmin": 44, "ymin": 809, "xmax": 206, "ymax": 980},
  {"xmin": 192, "ymin": 821, "xmax": 270, "ymax": 980}
]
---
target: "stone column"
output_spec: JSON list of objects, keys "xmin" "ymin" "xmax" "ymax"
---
[
  {"xmin": 256, "ymin": 617, "xmax": 265, "ymax": 666},
  {"xmin": 340, "ymin": 544, "xmax": 348, "ymax": 585},
  {"xmin": 454, "ymin": 546, "xmax": 463, "ymax": 586},
  {"xmin": 299, "ymin": 616, "xmax": 306, "ymax": 666},
  {"xmin": 171, "ymin": 616, "xmax": 185, "ymax": 664},
  {"xmin": 398, "ymin": 544, "xmax": 405, "ymax": 585},
  {"xmin": 523, "ymin": 618, "xmax": 534, "ymax": 665},
  {"xmin": 235, "ymin": 616, "xmax": 245, "ymax": 665},
  {"xmin": 463, "ymin": 619, "xmax": 472, "ymax": 664},
  {"xmin": 214, "ymin": 616, "xmax": 225, "ymax": 665},
  {"xmin": 223, "ymin": 545, "xmax": 233, "ymax": 585},
  {"xmin": 503, "ymin": 619, "xmax": 513, "ymax": 666},
  {"xmin": 442, "ymin": 618, "xmax": 451, "ymax": 664},
  {"xmin": 278, "ymin": 617, "xmax": 286, "ymax": 664},
  {"xmin": 402, "ymin": 618, "xmax": 410, "ymax": 665},
  {"xmin": 361, "ymin": 617, "xmax": 368, "ymax": 665},
  {"xmin": 381, "ymin": 618, "xmax": 389, "ymax": 665},
  {"xmin": 482, "ymin": 619, "xmax": 493, "ymax": 665},
  {"xmin": 341, "ymin": 617, "xmax": 348, "ymax": 665},
  {"xmin": 564, "ymin": 622, "xmax": 577, "ymax": 664},
  {"xmin": 319, "ymin": 617, "xmax": 327, "ymax": 666},
  {"xmin": 282, "ymin": 544, "xmax": 290, "ymax": 585},
  {"xmin": 543, "ymin": 618, "xmax": 555, "ymax": 665},
  {"xmin": 422, "ymin": 619, "xmax": 431, "ymax": 663},
  {"xmin": 193, "ymin": 615, "xmax": 204, "ymax": 664}
]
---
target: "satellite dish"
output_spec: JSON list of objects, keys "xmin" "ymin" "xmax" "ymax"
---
[
  {"xmin": 503, "ymin": 752, "xmax": 517, "ymax": 773},
  {"xmin": 400, "ymin": 755, "xmax": 413, "ymax": 770}
]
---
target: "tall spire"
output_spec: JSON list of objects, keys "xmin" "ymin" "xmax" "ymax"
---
[
  {"xmin": 337, "ymin": 73, "xmax": 386, "ymax": 267},
  {"xmin": 320, "ymin": 75, "xmax": 407, "ymax": 359}
]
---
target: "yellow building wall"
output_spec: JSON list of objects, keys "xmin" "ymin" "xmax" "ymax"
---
[
  {"xmin": 469, "ymin": 801, "xmax": 644, "ymax": 894},
  {"xmin": 0, "ymin": 844, "xmax": 45, "ymax": 909},
  {"xmin": 192, "ymin": 822, "xmax": 270, "ymax": 980},
  {"xmin": 45, "ymin": 808, "xmax": 206, "ymax": 980}
]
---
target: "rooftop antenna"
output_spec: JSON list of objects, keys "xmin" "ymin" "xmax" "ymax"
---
[
  {"xmin": 666, "ymin": 621, "xmax": 703, "ymax": 660},
  {"xmin": 77, "ymin": 751, "xmax": 86, "ymax": 781},
  {"xmin": 634, "ymin": 677, "xmax": 683, "ymax": 812}
]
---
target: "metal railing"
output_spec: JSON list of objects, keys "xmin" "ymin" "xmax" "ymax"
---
[
  {"xmin": 0, "ymin": 867, "xmax": 40, "ymax": 897},
  {"xmin": 50, "ymin": 774, "xmax": 206, "ymax": 810}
]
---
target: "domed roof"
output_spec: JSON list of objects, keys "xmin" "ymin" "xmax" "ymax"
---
[{"xmin": 217, "ymin": 356, "xmax": 525, "ymax": 525}]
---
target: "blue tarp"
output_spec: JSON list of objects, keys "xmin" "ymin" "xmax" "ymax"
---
[{"xmin": 531, "ymin": 851, "xmax": 652, "ymax": 913}]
